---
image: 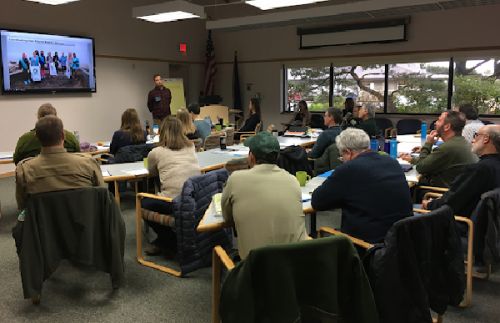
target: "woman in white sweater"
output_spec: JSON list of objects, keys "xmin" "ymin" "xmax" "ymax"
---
[{"xmin": 143, "ymin": 116, "xmax": 201, "ymax": 257}]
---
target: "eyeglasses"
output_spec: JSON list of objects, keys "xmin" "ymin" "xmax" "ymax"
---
[{"xmin": 473, "ymin": 132, "xmax": 488, "ymax": 139}]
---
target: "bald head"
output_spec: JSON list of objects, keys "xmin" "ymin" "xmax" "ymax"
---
[{"xmin": 471, "ymin": 124, "xmax": 500, "ymax": 156}]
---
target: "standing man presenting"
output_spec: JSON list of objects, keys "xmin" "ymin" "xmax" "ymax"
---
[{"xmin": 147, "ymin": 74, "xmax": 172, "ymax": 126}]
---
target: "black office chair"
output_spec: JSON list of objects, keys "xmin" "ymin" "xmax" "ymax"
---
[
  {"xmin": 480, "ymin": 119, "xmax": 494, "ymax": 125},
  {"xmin": 374, "ymin": 117, "xmax": 393, "ymax": 137},
  {"xmin": 396, "ymin": 119, "xmax": 421, "ymax": 135},
  {"xmin": 310, "ymin": 113, "xmax": 325, "ymax": 129}
]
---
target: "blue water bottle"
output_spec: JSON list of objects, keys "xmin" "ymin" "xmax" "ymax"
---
[
  {"xmin": 370, "ymin": 136, "xmax": 378, "ymax": 151},
  {"xmin": 421, "ymin": 121, "xmax": 427, "ymax": 145},
  {"xmin": 390, "ymin": 137, "xmax": 398, "ymax": 159}
]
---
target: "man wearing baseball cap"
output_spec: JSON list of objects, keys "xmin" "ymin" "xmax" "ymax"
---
[{"xmin": 221, "ymin": 132, "xmax": 308, "ymax": 260}]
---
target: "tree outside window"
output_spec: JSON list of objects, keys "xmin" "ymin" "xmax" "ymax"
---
[
  {"xmin": 333, "ymin": 65, "xmax": 385, "ymax": 111},
  {"xmin": 286, "ymin": 66, "xmax": 330, "ymax": 112},
  {"xmin": 387, "ymin": 62, "xmax": 449, "ymax": 113},
  {"xmin": 453, "ymin": 58, "xmax": 500, "ymax": 115}
]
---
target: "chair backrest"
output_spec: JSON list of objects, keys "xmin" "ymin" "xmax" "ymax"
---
[
  {"xmin": 204, "ymin": 134, "xmax": 221, "ymax": 151},
  {"xmin": 481, "ymin": 119, "xmax": 495, "ymax": 125},
  {"xmin": 366, "ymin": 205, "xmax": 464, "ymax": 322},
  {"xmin": 313, "ymin": 143, "xmax": 341, "ymax": 176},
  {"xmin": 173, "ymin": 169, "xmax": 232, "ymax": 275},
  {"xmin": 310, "ymin": 113, "xmax": 325, "ymax": 129},
  {"xmin": 225, "ymin": 127, "xmax": 235, "ymax": 146},
  {"xmin": 471, "ymin": 188, "xmax": 500, "ymax": 266},
  {"xmin": 191, "ymin": 138, "xmax": 203, "ymax": 152},
  {"xmin": 277, "ymin": 145, "xmax": 313, "ymax": 176},
  {"xmin": 225, "ymin": 157, "xmax": 249, "ymax": 174},
  {"xmin": 15, "ymin": 187, "xmax": 125, "ymax": 299},
  {"xmin": 220, "ymin": 236, "xmax": 377, "ymax": 323},
  {"xmin": 396, "ymin": 118, "xmax": 421, "ymax": 135},
  {"xmin": 374, "ymin": 117, "xmax": 393, "ymax": 135},
  {"xmin": 112, "ymin": 143, "xmax": 155, "ymax": 163}
]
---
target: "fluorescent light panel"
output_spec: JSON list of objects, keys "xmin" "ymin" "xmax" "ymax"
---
[
  {"xmin": 246, "ymin": 0, "xmax": 327, "ymax": 10},
  {"xmin": 137, "ymin": 11, "xmax": 199, "ymax": 23},
  {"xmin": 25, "ymin": 0, "xmax": 79, "ymax": 5},
  {"xmin": 133, "ymin": 0, "xmax": 205, "ymax": 23}
]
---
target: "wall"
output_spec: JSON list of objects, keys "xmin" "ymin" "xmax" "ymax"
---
[
  {"xmin": 0, "ymin": 0, "xmax": 206, "ymax": 150},
  {"xmin": 211, "ymin": 4, "xmax": 500, "ymax": 128}
]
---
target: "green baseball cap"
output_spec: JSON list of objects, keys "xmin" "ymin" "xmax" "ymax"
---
[{"xmin": 244, "ymin": 131, "xmax": 280, "ymax": 155}]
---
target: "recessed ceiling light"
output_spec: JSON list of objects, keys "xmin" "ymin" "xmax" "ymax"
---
[
  {"xmin": 133, "ymin": 1, "xmax": 205, "ymax": 23},
  {"xmin": 25, "ymin": 0, "xmax": 80, "ymax": 5},
  {"xmin": 246, "ymin": 0, "xmax": 328, "ymax": 10}
]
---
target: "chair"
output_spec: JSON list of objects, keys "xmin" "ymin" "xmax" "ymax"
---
[
  {"xmin": 191, "ymin": 138, "xmax": 203, "ymax": 152},
  {"xmin": 212, "ymin": 236, "xmax": 378, "ymax": 323},
  {"xmin": 313, "ymin": 142, "xmax": 341, "ymax": 176},
  {"xmin": 234, "ymin": 121, "xmax": 262, "ymax": 144},
  {"xmin": 224, "ymin": 157, "xmax": 249, "ymax": 174},
  {"xmin": 204, "ymin": 134, "xmax": 222, "ymax": 150},
  {"xmin": 319, "ymin": 207, "xmax": 464, "ymax": 323},
  {"xmin": 480, "ymin": 119, "xmax": 494, "ymax": 125},
  {"xmin": 374, "ymin": 117, "xmax": 393, "ymax": 137},
  {"xmin": 414, "ymin": 185, "xmax": 476, "ymax": 307},
  {"xmin": 136, "ymin": 169, "xmax": 232, "ymax": 277},
  {"xmin": 277, "ymin": 145, "xmax": 313, "ymax": 176},
  {"xmin": 13, "ymin": 187, "xmax": 126, "ymax": 304},
  {"xmin": 310, "ymin": 113, "xmax": 325, "ymax": 129},
  {"xmin": 396, "ymin": 118, "xmax": 421, "ymax": 135}
]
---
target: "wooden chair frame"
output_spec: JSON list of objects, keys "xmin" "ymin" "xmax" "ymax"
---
[
  {"xmin": 413, "ymin": 208, "xmax": 474, "ymax": 307},
  {"xmin": 135, "ymin": 192, "xmax": 181, "ymax": 277},
  {"xmin": 319, "ymin": 226, "xmax": 444, "ymax": 323},
  {"xmin": 212, "ymin": 245, "xmax": 235, "ymax": 323}
]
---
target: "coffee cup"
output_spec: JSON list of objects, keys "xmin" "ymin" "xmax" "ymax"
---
[{"xmin": 295, "ymin": 171, "xmax": 311, "ymax": 187}]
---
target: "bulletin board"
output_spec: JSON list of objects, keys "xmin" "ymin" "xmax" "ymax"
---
[{"xmin": 163, "ymin": 78, "xmax": 186, "ymax": 115}]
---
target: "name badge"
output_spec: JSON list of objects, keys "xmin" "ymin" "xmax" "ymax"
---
[{"xmin": 154, "ymin": 96, "xmax": 161, "ymax": 102}]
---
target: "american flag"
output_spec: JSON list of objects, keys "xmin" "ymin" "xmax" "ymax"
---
[{"xmin": 203, "ymin": 31, "xmax": 216, "ymax": 96}]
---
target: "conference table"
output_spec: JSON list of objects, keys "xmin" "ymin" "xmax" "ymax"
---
[
  {"xmin": 197, "ymin": 145, "xmax": 421, "ymax": 236},
  {"xmin": 101, "ymin": 135, "xmax": 318, "ymax": 205},
  {"xmin": 0, "ymin": 144, "xmax": 109, "ymax": 165}
]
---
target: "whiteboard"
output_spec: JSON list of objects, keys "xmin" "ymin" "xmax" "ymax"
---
[{"xmin": 163, "ymin": 78, "xmax": 186, "ymax": 115}]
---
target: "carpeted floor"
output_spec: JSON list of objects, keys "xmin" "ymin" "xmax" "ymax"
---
[{"xmin": 0, "ymin": 176, "xmax": 499, "ymax": 322}]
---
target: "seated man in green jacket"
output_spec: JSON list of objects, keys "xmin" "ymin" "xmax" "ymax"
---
[
  {"xmin": 400, "ymin": 111, "xmax": 477, "ymax": 187},
  {"xmin": 13, "ymin": 103, "xmax": 80, "ymax": 164}
]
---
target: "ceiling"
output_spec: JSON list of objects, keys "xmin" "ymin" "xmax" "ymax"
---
[{"xmin": 171, "ymin": 0, "xmax": 500, "ymax": 30}]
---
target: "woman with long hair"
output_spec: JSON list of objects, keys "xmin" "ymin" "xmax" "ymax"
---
[
  {"xmin": 142, "ymin": 116, "xmax": 201, "ymax": 257},
  {"xmin": 176, "ymin": 108, "xmax": 199, "ymax": 139},
  {"xmin": 239, "ymin": 98, "xmax": 261, "ymax": 132},
  {"xmin": 110, "ymin": 108, "xmax": 147, "ymax": 155},
  {"xmin": 288, "ymin": 100, "xmax": 311, "ymax": 127}
]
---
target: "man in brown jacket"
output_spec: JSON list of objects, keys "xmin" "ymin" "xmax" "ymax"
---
[{"xmin": 15, "ymin": 116, "xmax": 104, "ymax": 211}]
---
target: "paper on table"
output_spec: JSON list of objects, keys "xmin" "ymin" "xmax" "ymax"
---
[
  {"xmin": 301, "ymin": 193, "xmax": 311, "ymax": 202},
  {"xmin": 0, "ymin": 153, "xmax": 13, "ymax": 159},
  {"xmin": 124, "ymin": 169, "xmax": 148, "ymax": 176},
  {"xmin": 102, "ymin": 170, "xmax": 111, "ymax": 177}
]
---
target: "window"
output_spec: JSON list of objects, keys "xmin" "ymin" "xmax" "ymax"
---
[
  {"xmin": 453, "ymin": 58, "xmax": 500, "ymax": 115},
  {"xmin": 283, "ymin": 57, "xmax": 500, "ymax": 115},
  {"xmin": 387, "ymin": 61, "xmax": 449, "ymax": 113},
  {"xmin": 285, "ymin": 66, "xmax": 330, "ymax": 113},
  {"xmin": 333, "ymin": 65, "xmax": 385, "ymax": 112}
]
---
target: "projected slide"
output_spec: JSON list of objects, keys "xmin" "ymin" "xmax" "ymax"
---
[{"xmin": 1, "ymin": 30, "xmax": 96, "ymax": 93}]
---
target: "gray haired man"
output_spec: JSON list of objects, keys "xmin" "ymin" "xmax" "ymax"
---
[
  {"xmin": 356, "ymin": 103, "xmax": 380, "ymax": 137},
  {"xmin": 311, "ymin": 128, "xmax": 412, "ymax": 243}
]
